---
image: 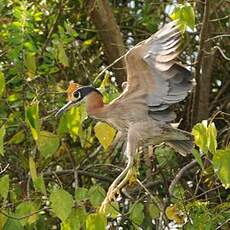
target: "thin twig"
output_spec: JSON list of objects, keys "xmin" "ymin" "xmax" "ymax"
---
[
  {"xmin": 93, "ymin": 54, "xmax": 126, "ymax": 84},
  {"xmin": 169, "ymin": 160, "xmax": 198, "ymax": 196},
  {"xmin": 0, "ymin": 207, "xmax": 50, "ymax": 220}
]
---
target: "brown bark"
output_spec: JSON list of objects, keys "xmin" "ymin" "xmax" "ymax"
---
[
  {"xmin": 86, "ymin": 0, "xmax": 126, "ymax": 89},
  {"xmin": 191, "ymin": 0, "xmax": 214, "ymax": 126}
]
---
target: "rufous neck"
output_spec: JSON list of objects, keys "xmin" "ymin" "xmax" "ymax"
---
[{"xmin": 86, "ymin": 91, "xmax": 104, "ymax": 116}]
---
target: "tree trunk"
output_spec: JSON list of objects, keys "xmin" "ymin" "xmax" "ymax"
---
[
  {"xmin": 191, "ymin": 0, "xmax": 215, "ymax": 126},
  {"xmin": 86, "ymin": 0, "xmax": 126, "ymax": 89}
]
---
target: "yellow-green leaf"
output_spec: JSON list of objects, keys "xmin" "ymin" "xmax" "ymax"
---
[
  {"xmin": 25, "ymin": 103, "xmax": 40, "ymax": 140},
  {"xmin": 213, "ymin": 149, "xmax": 230, "ymax": 189},
  {"xmin": 0, "ymin": 125, "xmax": 5, "ymax": 156},
  {"xmin": 170, "ymin": 3, "xmax": 195, "ymax": 31},
  {"xmin": 0, "ymin": 72, "xmax": 5, "ymax": 98},
  {"xmin": 0, "ymin": 175, "xmax": 9, "ymax": 200},
  {"xmin": 165, "ymin": 205, "xmax": 184, "ymax": 224},
  {"xmin": 130, "ymin": 202, "xmax": 144, "ymax": 225},
  {"xmin": 88, "ymin": 185, "xmax": 105, "ymax": 208},
  {"xmin": 29, "ymin": 156, "xmax": 37, "ymax": 182},
  {"xmin": 192, "ymin": 121, "xmax": 208, "ymax": 153},
  {"xmin": 37, "ymin": 131, "xmax": 60, "ymax": 158},
  {"xmin": 34, "ymin": 175, "xmax": 46, "ymax": 195},
  {"xmin": 15, "ymin": 201, "xmax": 38, "ymax": 226},
  {"xmin": 192, "ymin": 149, "xmax": 204, "ymax": 170},
  {"xmin": 25, "ymin": 52, "xmax": 36, "ymax": 79},
  {"xmin": 207, "ymin": 122, "xmax": 217, "ymax": 154},
  {"xmin": 94, "ymin": 122, "xmax": 116, "ymax": 150},
  {"xmin": 50, "ymin": 189, "xmax": 73, "ymax": 222},
  {"xmin": 86, "ymin": 213, "xmax": 106, "ymax": 230},
  {"xmin": 57, "ymin": 42, "xmax": 69, "ymax": 67},
  {"xmin": 8, "ymin": 130, "xmax": 25, "ymax": 144}
]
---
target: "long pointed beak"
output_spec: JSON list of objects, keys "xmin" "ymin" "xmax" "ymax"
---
[{"xmin": 55, "ymin": 100, "xmax": 80, "ymax": 117}]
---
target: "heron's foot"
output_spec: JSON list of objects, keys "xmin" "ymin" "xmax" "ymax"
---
[
  {"xmin": 99, "ymin": 167, "xmax": 137, "ymax": 213},
  {"xmin": 99, "ymin": 183, "xmax": 120, "ymax": 213}
]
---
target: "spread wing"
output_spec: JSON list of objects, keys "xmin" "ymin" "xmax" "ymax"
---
[{"xmin": 122, "ymin": 20, "xmax": 192, "ymax": 122}]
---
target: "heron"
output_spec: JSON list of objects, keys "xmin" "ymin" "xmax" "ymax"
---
[{"xmin": 55, "ymin": 20, "xmax": 193, "ymax": 212}]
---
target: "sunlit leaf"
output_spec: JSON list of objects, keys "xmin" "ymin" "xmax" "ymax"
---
[
  {"xmin": 0, "ymin": 212, "xmax": 7, "ymax": 229},
  {"xmin": 8, "ymin": 130, "xmax": 25, "ymax": 144},
  {"xmin": 213, "ymin": 149, "xmax": 230, "ymax": 189},
  {"xmin": 25, "ymin": 103, "xmax": 40, "ymax": 140},
  {"xmin": 207, "ymin": 122, "xmax": 217, "ymax": 154},
  {"xmin": 86, "ymin": 213, "xmax": 106, "ymax": 230},
  {"xmin": 61, "ymin": 207, "xmax": 87, "ymax": 230},
  {"xmin": 15, "ymin": 201, "xmax": 38, "ymax": 226},
  {"xmin": 192, "ymin": 122, "xmax": 208, "ymax": 153},
  {"xmin": 192, "ymin": 149, "xmax": 204, "ymax": 169},
  {"xmin": 165, "ymin": 205, "xmax": 184, "ymax": 224},
  {"xmin": 50, "ymin": 189, "xmax": 73, "ymax": 222},
  {"xmin": 37, "ymin": 131, "xmax": 60, "ymax": 158},
  {"xmin": 0, "ymin": 125, "xmax": 5, "ymax": 156},
  {"xmin": 94, "ymin": 122, "xmax": 116, "ymax": 150},
  {"xmin": 88, "ymin": 185, "xmax": 105, "ymax": 207},
  {"xmin": 0, "ymin": 175, "xmax": 9, "ymax": 200},
  {"xmin": 130, "ymin": 202, "xmax": 144, "ymax": 225},
  {"xmin": 170, "ymin": 3, "xmax": 195, "ymax": 31},
  {"xmin": 0, "ymin": 72, "xmax": 5, "ymax": 98}
]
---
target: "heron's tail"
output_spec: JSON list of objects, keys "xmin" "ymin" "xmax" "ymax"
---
[{"xmin": 165, "ymin": 128, "xmax": 194, "ymax": 156}]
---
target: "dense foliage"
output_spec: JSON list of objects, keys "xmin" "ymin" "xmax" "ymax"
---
[{"xmin": 0, "ymin": 0, "xmax": 229, "ymax": 229}]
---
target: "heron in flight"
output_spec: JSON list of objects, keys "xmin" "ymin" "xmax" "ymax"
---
[{"xmin": 56, "ymin": 21, "xmax": 193, "ymax": 212}]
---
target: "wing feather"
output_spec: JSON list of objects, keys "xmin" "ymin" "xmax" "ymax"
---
[{"xmin": 120, "ymin": 21, "xmax": 192, "ymax": 122}]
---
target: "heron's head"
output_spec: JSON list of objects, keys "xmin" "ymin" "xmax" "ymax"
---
[{"xmin": 55, "ymin": 86, "xmax": 103, "ymax": 117}]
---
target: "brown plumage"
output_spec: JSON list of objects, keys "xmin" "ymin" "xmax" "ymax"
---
[{"xmin": 56, "ymin": 20, "xmax": 193, "ymax": 212}]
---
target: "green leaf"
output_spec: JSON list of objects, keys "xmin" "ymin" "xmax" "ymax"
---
[
  {"xmin": 88, "ymin": 185, "xmax": 105, "ymax": 207},
  {"xmin": 57, "ymin": 42, "xmax": 69, "ymax": 67},
  {"xmin": 25, "ymin": 52, "xmax": 36, "ymax": 79},
  {"xmin": 192, "ymin": 121, "xmax": 208, "ymax": 153},
  {"xmin": 3, "ymin": 219, "xmax": 23, "ymax": 230},
  {"xmin": 0, "ymin": 72, "xmax": 5, "ymax": 98},
  {"xmin": 8, "ymin": 130, "xmax": 25, "ymax": 144},
  {"xmin": 182, "ymin": 3, "xmax": 195, "ymax": 30},
  {"xmin": 130, "ymin": 202, "xmax": 144, "ymax": 225},
  {"xmin": 0, "ymin": 175, "xmax": 9, "ymax": 200},
  {"xmin": 61, "ymin": 207, "xmax": 87, "ymax": 230},
  {"xmin": 94, "ymin": 122, "xmax": 116, "ymax": 150},
  {"xmin": 192, "ymin": 149, "xmax": 204, "ymax": 169},
  {"xmin": 15, "ymin": 201, "xmax": 38, "ymax": 226},
  {"xmin": 34, "ymin": 175, "xmax": 47, "ymax": 195},
  {"xmin": 207, "ymin": 123, "xmax": 217, "ymax": 154},
  {"xmin": 170, "ymin": 3, "xmax": 195, "ymax": 31},
  {"xmin": 25, "ymin": 103, "xmax": 40, "ymax": 140},
  {"xmin": 148, "ymin": 203, "xmax": 160, "ymax": 219},
  {"xmin": 104, "ymin": 201, "xmax": 119, "ymax": 218},
  {"xmin": 29, "ymin": 156, "xmax": 37, "ymax": 182},
  {"xmin": 75, "ymin": 187, "xmax": 88, "ymax": 202},
  {"xmin": 50, "ymin": 189, "xmax": 73, "ymax": 222},
  {"xmin": 64, "ymin": 104, "xmax": 88, "ymax": 141},
  {"xmin": 0, "ymin": 125, "xmax": 5, "ymax": 156},
  {"xmin": 86, "ymin": 213, "xmax": 106, "ymax": 230},
  {"xmin": 0, "ymin": 212, "xmax": 7, "ymax": 229},
  {"xmin": 213, "ymin": 149, "xmax": 230, "ymax": 189},
  {"xmin": 37, "ymin": 131, "xmax": 60, "ymax": 158}
]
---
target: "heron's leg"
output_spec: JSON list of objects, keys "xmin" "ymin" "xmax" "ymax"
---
[{"xmin": 99, "ymin": 130, "xmax": 137, "ymax": 213}]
